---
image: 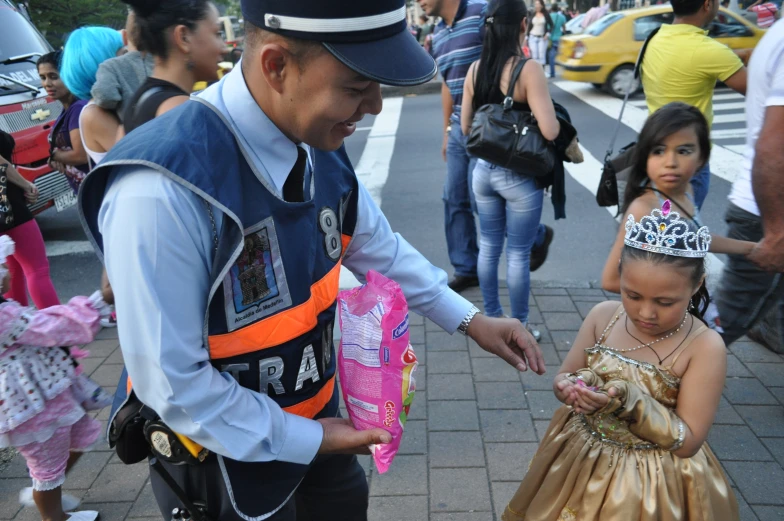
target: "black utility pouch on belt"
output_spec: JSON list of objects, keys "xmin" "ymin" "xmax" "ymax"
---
[{"xmin": 108, "ymin": 391, "xmax": 153, "ymax": 464}]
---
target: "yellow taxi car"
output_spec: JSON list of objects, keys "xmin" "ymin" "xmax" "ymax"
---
[{"xmin": 556, "ymin": 5, "xmax": 764, "ymax": 97}]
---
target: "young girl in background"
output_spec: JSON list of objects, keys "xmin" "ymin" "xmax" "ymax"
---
[
  {"xmin": 502, "ymin": 202, "xmax": 738, "ymax": 520},
  {"xmin": 601, "ymin": 103, "xmax": 756, "ymax": 328},
  {"xmin": 0, "ymin": 236, "xmax": 111, "ymax": 521}
]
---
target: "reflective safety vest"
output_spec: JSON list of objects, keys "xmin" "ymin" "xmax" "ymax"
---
[{"xmin": 79, "ymin": 97, "xmax": 359, "ymax": 519}]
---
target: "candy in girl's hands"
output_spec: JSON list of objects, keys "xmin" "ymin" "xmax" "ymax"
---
[{"xmin": 576, "ymin": 379, "xmax": 599, "ymax": 392}]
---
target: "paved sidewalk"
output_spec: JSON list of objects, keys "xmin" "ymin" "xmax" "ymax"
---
[{"xmin": 2, "ymin": 286, "xmax": 783, "ymax": 521}]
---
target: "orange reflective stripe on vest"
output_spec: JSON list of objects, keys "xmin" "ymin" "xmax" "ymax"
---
[
  {"xmin": 208, "ymin": 234, "xmax": 352, "ymax": 360},
  {"xmin": 283, "ymin": 376, "xmax": 335, "ymax": 418}
]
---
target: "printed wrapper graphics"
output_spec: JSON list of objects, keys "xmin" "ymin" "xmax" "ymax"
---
[{"xmin": 337, "ymin": 270, "xmax": 417, "ymax": 474}]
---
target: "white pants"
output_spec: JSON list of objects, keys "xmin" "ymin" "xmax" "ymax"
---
[{"xmin": 529, "ymin": 35, "xmax": 547, "ymax": 66}]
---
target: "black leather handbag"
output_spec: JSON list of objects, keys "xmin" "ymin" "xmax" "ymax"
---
[{"xmin": 466, "ymin": 58, "xmax": 555, "ymax": 178}]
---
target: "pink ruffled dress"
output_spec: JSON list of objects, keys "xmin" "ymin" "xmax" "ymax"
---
[{"xmin": 0, "ymin": 297, "xmax": 106, "ymax": 449}]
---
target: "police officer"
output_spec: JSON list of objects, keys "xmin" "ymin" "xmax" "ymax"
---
[{"xmin": 79, "ymin": 1, "xmax": 546, "ymax": 519}]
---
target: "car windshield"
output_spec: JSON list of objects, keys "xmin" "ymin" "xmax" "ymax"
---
[
  {"xmin": 584, "ymin": 13, "xmax": 623, "ymax": 36},
  {"xmin": 0, "ymin": 4, "xmax": 51, "ymax": 96}
]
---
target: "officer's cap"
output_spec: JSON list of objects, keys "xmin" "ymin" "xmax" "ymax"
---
[{"xmin": 241, "ymin": 0, "xmax": 437, "ymax": 86}]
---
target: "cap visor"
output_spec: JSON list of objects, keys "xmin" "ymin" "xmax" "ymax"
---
[{"xmin": 323, "ymin": 29, "xmax": 437, "ymax": 87}]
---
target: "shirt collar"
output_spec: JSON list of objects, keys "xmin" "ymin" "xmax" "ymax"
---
[
  {"xmin": 438, "ymin": 0, "xmax": 469, "ymax": 29},
  {"xmin": 219, "ymin": 64, "xmax": 309, "ymax": 193},
  {"xmin": 661, "ymin": 23, "xmax": 708, "ymax": 36}
]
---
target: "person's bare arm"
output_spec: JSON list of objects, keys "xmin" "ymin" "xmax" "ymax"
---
[
  {"xmin": 669, "ymin": 331, "xmax": 727, "ymax": 458},
  {"xmin": 51, "ymin": 129, "xmax": 89, "ymax": 166},
  {"xmin": 749, "ymin": 105, "xmax": 784, "ymax": 271},
  {"xmin": 520, "ymin": 60, "xmax": 559, "ymax": 140},
  {"xmin": 461, "ymin": 62, "xmax": 478, "ymax": 136},
  {"xmin": 441, "ymin": 82, "xmax": 453, "ymax": 162},
  {"xmin": 1, "ymin": 155, "xmax": 30, "ymax": 188},
  {"xmin": 82, "ymin": 104, "xmax": 121, "ymax": 154},
  {"xmin": 734, "ymin": 49, "xmax": 753, "ymax": 67},
  {"xmin": 0, "ymin": 155, "xmax": 38, "ymax": 203},
  {"xmin": 724, "ymin": 66, "xmax": 747, "ymax": 95},
  {"xmin": 709, "ymin": 233, "xmax": 756, "ymax": 256}
]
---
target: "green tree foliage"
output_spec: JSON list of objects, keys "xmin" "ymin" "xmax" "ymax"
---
[
  {"xmin": 26, "ymin": 0, "xmax": 129, "ymax": 48},
  {"xmin": 25, "ymin": 0, "xmax": 235, "ymax": 49}
]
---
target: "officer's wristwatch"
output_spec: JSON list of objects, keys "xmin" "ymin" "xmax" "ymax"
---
[{"xmin": 457, "ymin": 306, "xmax": 481, "ymax": 336}]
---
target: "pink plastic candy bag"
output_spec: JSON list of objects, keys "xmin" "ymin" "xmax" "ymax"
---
[{"xmin": 337, "ymin": 271, "xmax": 418, "ymax": 474}]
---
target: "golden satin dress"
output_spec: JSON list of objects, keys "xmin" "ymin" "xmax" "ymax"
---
[{"xmin": 502, "ymin": 315, "xmax": 739, "ymax": 521}]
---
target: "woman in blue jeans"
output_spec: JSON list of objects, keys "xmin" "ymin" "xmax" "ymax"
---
[{"xmin": 461, "ymin": 0, "xmax": 560, "ymax": 340}]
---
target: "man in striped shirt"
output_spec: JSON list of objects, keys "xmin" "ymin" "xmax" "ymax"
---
[{"xmin": 420, "ymin": 0, "xmax": 487, "ymax": 293}]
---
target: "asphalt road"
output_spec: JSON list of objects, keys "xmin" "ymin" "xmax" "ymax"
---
[{"xmin": 37, "ymin": 79, "xmax": 743, "ymax": 301}]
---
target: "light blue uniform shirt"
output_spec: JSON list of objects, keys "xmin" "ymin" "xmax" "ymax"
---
[{"xmin": 98, "ymin": 66, "xmax": 473, "ymax": 466}]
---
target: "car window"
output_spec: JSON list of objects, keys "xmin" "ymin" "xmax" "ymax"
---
[
  {"xmin": 709, "ymin": 11, "xmax": 754, "ymax": 37},
  {"xmin": 585, "ymin": 13, "xmax": 624, "ymax": 36},
  {"xmin": 633, "ymin": 13, "xmax": 673, "ymax": 41}
]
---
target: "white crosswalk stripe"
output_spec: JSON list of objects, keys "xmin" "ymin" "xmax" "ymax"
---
[{"xmin": 713, "ymin": 102, "xmax": 745, "ymax": 112}]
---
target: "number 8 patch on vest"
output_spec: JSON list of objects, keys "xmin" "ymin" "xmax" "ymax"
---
[
  {"xmin": 222, "ymin": 217, "xmax": 293, "ymax": 330},
  {"xmin": 337, "ymin": 270, "xmax": 418, "ymax": 474}
]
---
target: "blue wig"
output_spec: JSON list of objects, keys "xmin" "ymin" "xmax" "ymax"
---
[{"xmin": 60, "ymin": 27, "xmax": 123, "ymax": 100}]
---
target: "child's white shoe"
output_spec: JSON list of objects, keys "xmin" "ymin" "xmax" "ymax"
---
[
  {"xmin": 66, "ymin": 511, "xmax": 100, "ymax": 521},
  {"xmin": 19, "ymin": 486, "xmax": 81, "ymax": 511}
]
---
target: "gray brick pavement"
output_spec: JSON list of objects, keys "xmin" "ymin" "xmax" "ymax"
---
[{"xmin": 2, "ymin": 289, "xmax": 783, "ymax": 520}]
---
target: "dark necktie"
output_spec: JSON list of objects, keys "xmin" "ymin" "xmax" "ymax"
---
[{"xmin": 283, "ymin": 147, "xmax": 307, "ymax": 203}]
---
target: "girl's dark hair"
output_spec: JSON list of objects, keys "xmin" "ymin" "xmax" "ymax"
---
[
  {"xmin": 622, "ymin": 102, "xmax": 711, "ymax": 215},
  {"xmin": 0, "ymin": 130, "xmax": 15, "ymax": 161},
  {"xmin": 472, "ymin": 0, "xmax": 528, "ymax": 112},
  {"xmin": 37, "ymin": 51, "xmax": 61, "ymax": 71},
  {"xmin": 121, "ymin": 0, "xmax": 213, "ymax": 58},
  {"xmin": 619, "ymin": 245, "xmax": 710, "ymax": 324}
]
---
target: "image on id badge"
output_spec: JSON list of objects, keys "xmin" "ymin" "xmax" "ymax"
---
[{"xmin": 222, "ymin": 216, "xmax": 292, "ymax": 331}]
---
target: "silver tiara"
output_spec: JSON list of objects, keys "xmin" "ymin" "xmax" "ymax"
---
[{"xmin": 624, "ymin": 200, "xmax": 711, "ymax": 258}]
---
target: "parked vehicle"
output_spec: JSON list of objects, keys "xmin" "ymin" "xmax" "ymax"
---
[
  {"xmin": 0, "ymin": 0, "xmax": 72, "ymax": 214},
  {"xmin": 219, "ymin": 15, "xmax": 245, "ymax": 52},
  {"xmin": 556, "ymin": 5, "xmax": 765, "ymax": 97}
]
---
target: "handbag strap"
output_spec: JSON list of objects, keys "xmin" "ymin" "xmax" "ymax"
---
[
  {"xmin": 604, "ymin": 26, "xmax": 660, "ymax": 160},
  {"xmin": 503, "ymin": 57, "xmax": 528, "ymax": 110}
]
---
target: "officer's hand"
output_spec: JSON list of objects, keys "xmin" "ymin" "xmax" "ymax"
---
[
  {"xmin": 467, "ymin": 314, "xmax": 546, "ymax": 375},
  {"xmin": 317, "ymin": 418, "xmax": 391, "ymax": 455}
]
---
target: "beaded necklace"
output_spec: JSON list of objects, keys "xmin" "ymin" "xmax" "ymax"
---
[{"xmin": 600, "ymin": 310, "xmax": 689, "ymax": 354}]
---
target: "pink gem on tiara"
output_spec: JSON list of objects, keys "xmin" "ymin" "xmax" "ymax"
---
[{"xmin": 662, "ymin": 200, "xmax": 671, "ymax": 217}]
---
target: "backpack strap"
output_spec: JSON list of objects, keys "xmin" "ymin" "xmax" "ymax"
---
[
  {"xmin": 604, "ymin": 26, "xmax": 660, "ymax": 160},
  {"xmin": 132, "ymin": 85, "xmax": 166, "ymax": 124}
]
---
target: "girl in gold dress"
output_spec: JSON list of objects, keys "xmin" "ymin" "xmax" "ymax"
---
[{"xmin": 502, "ymin": 202, "xmax": 739, "ymax": 521}]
